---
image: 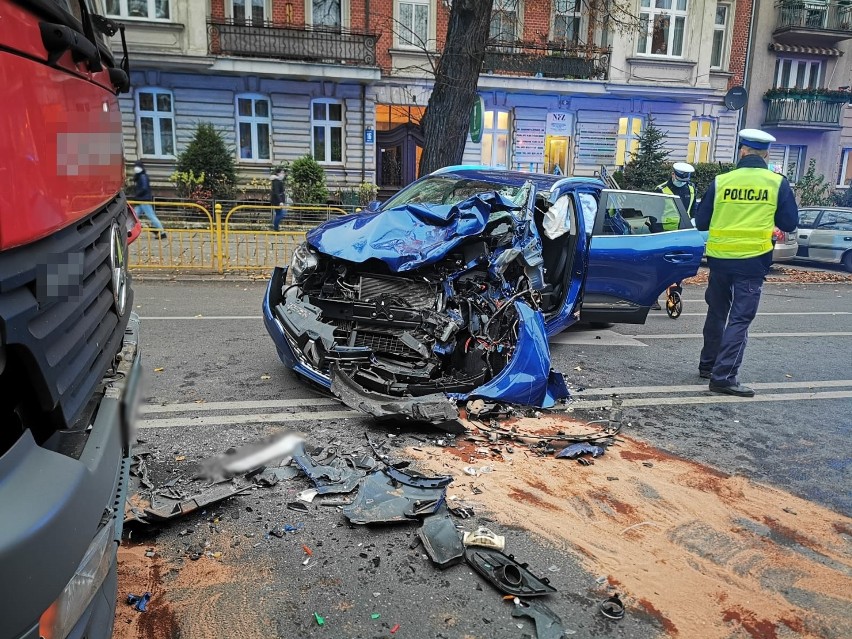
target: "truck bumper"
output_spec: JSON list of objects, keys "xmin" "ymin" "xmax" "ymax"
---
[{"xmin": 1, "ymin": 313, "xmax": 141, "ymax": 639}]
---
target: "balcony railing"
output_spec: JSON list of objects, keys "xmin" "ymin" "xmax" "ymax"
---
[
  {"xmin": 483, "ymin": 41, "xmax": 611, "ymax": 81},
  {"xmin": 775, "ymin": 1, "xmax": 852, "ymax": 39},
  {"xmin": 763, "ymin": 95, "xmax": 847, "ymax": 129},
  {"xmin": 208, "ymin": 20, "xmax": 378, "ymax": 66}
]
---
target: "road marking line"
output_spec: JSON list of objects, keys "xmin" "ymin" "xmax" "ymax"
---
[
  {"xmin": 637, "ymin": 331, "xmax": 852, "ymax": 339},
  {"xmin": 140, "ymin": 398, "xmax": 339, "ymax": 414},
  {"xmin": 137, "ymin": 389, "xmax": 852, "ymax": 429},
  {"xmin": 142, "ymin": 315, "xmax": 263, "ymax": 320},
  {"xmin": 575, "ymin": 379, "xmax": 852, "ymax": 396}
]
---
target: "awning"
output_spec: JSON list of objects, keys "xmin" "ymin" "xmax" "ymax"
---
[{"xmin": 769, "ymin": 42, "xmax": 844, "ymax": 56}]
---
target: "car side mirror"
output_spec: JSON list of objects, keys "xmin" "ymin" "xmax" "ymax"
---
[{"xmin": 366, "ymin": 200, "xmax": 381, "ymax": 212}]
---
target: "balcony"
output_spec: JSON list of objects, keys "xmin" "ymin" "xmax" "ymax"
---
[
  {"xmin": 773, "ymin": 1, "xmax": 852, "ymax": 45},
  {"xmin": 763, "ymin": 90, "xmax": 852, "ymax": 129},
  {"xmin": 482, "ymin": 41, "xmax": 611, "ymax": 81},
  {"xmin": 208, "ymin": 20, "xmax": 378, "ymax": 66}
]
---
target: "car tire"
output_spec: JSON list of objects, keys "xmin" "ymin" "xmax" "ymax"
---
[{"xmin": 843, "ymin": 251, "xmax": 852, "ymax": 273}]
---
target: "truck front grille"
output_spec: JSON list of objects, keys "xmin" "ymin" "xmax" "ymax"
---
[{"xmin": 0, "ymin": 193, "xmax": 133, "ymax": 429}]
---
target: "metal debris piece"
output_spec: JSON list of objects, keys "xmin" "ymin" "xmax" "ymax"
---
[
  {"xmin": 511, "ymin": 599, "xmax": 566, "ymax": 639},
  {"xmin": 287, "ymin": 501, "xmax": 310, "ymax": 513},
  {"xmin": 599, "ymin": 594, "xmax": 625, "ymax": 620},
  {"xmin": 465, "ymin": 548, "xmax": 556, "ymax": 597},
  {"xmin": 418, "ymin": 510, "xmax": 465, "ymax": 569}
]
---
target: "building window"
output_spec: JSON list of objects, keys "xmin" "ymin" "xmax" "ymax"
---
[
  {"xmin": 106, "ymin": 0, "xmax": 169, "ymax": 19},
  {"xmin": 839, "ymin": 149, "xmax": 852, "ymax": 188},
  {"xmin": 397, "ymin": 0, "xmax": 430, "ymax": 48},
  {"xmin": 774, "ymin": 58, "xmax": 822, "ymax": 89},
  {"xmin": 490, "ymin": 0, "xmax": 520, "ymax": 42},
  {"xmin": 230, "ymin": 0, "xmax": 266, "ymax": 25},
  {"xmin": 710, "ymin": 3, "xmax": 729, "ymax": 69},
  {"xmin": 768, "ymin": 144, "xmax": 806, "ymax": 183},
  {"xmin": 687, "ymin": 118, "xmax": 713, "ymax": 163},
  {"xmin": 236, "ymin": 95, "xmax": 271, "ymax": 161},
  {"xmin": 312, "ymin": 0, "xmax": 341, "ymax": 28},
  {"xmin": 312, "ymin": 100, "xmax": 343, "ymax": 163},
  {"xmin": 481, "ymin": 110, "xmax": 510, "ymax": 169},
  {"xmin": 637, "ymin": 0, "xmax": 687, "ymax": 57},
  {"xmin": 553, "ymin": 0, "xmax": 582, "ymax": 44},
  {"xmin": 137, "ymin": 89, "xmax": 176, "ymax": 158},
  {"xmin": 615, "ymin": 116, "xmax": 642, "ymax": 166}
]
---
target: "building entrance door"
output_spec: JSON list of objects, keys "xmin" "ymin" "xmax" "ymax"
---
[
  {"xmin": 545, "ymin": 135, "xmax": 570, "ymax": 175},
  {"xmin": 376, "ymin": 123, "xmax": 424, "ymax": 193}
]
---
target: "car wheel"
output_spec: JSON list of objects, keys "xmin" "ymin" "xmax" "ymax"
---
[{"xmin": 843, "ymin": 251, "xmax": 852, "ymax": 273}]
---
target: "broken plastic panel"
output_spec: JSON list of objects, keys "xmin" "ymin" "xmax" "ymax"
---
[
  {"xmin": 128, "ymin": 482, "xmax": 253, "ymax": 524},
  {"xmin": 555, "ymin": 443, "xmax": 605, "ymax": 459},
  {"xmin": 418, "ymin": 509, "xmax": 465, "ymax": 569},
  {"xmin": 511, "ymin": 599, "xmax": 566, "ymax": 639},
  {"xmin": 292, "ymin": 446, "xmax": 366, "ymax": 495},
  {"xmin": 343, "ymin": 468, "xmax": 451, "ymax": 525},
  {"xmin": 465, "ymin": 548, "xmax": 557, "ymax": 597}
]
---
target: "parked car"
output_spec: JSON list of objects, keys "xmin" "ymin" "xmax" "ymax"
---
[
  {"xmin": 263, "ymin": 167, "xmax": 704, "ymax": 421},
  {"xmin": 695, "ymin": 226, "xmax": 798, "ymax": 263},
  {"xmin": 794, "ymin": 207, "xmax": 852, "ymax": 271}
]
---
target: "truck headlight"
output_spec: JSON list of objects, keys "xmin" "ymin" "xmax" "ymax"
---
[
  {"xmin": 291, "ymin": 242, "xmax": 319, "ymax": 283},
  {"xmin": 39, "ymin": 522, "xmax": 116, "ymax": 639}
]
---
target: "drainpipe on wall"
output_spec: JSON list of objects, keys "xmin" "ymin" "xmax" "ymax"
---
[
  {"xmin": 737, "ymin": 0, "xmax": 760, "ymax": 161},
  {"xmin": 361, "ymin": 83, "xmax": 367, "ymax": 183}
]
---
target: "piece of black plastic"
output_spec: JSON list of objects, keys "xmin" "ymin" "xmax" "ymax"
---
[
  {"xmin": 555, "ymin": 443, "xmax": 604, "ymax": 459},
  {"xmin": 418, "ymin": 510, "xmax": 465, "ymax": 569},
  {"xmin": 511, "ymin": 600, "xmax": 565, "ymax": 639},
  {"xmin": 343, "ymin": 469, "xmax": 448, "ymax": 525},
  {"xmin": 465, "ymin": 548, "xmax": 557, "ymax": 597},
  {"xmin": 599, "ymin": 594, "xmax": 625, "ymax": 620}
]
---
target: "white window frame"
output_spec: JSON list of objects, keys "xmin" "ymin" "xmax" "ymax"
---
[
  {"xmin": 768, "ymin": 144, "xmax": 806, "ymax": 183},
  {"xmin": 615, "ymin": 115, "xmax": 643, "ymax": 167},
  {"xmin": 105, "ymin": 0, "xmax": 171, "ymax": 20},
  {"xmin": 552, "ymin": 0, "xmax": 583, "ymax": 45},
  {"xmin": 773, "ymin": 58, "xmax": 823, "ymax": 90},
  {"xmin": 306, "ymin": 0, "xmax": 350, "ymax": 29},
  {"xmin": 687, "ymin": 118, "xmax": 714, "ymax": 163},
  {"xmin": 228, "ymin": 0, "xmax": 269, "ymax": 25},
  {"xmin": 490, "ymin": 0, "xmax": 522, "ymax": 44},
  {"xmin": 481, "ymin": 109, "xmax": 511, "ymax": 169},
  {"xmin": 710, "ymin": 3, "xmax": 730, "ymax": 70},
  {"xmin": 235, "ymin": 94, "xmax": 271, "ymax": 162},
  {"xmin": 395, "ymin": 0, "xmax": 435, "ymax": 49},
  {"xmin": 637, "ymin": 0, "xmax": 688, "ymax": 58},
  {"xmin": 311, "ymin": 99, "xmax": 344, "ymax": 164},
  {"xmin": 838, "ymin": 148, "xmax": 852, "ymax": 188},
  {"xmin": 136, "ymin": 88, "xmax": 176, "ymax": 159}
]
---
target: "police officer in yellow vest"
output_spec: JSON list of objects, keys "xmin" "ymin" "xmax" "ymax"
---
[
  {"xmin": 695, "ymin": 129, "xmax": 798, "ymax": 397},
  {"xmin": 656, "ymin": 162, "xmax": 697, "ymax": 226}
]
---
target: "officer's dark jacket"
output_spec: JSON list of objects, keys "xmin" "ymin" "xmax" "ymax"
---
[{"xmin": 695, "ymin": 155, "xmax": 798, "ymax": 276}]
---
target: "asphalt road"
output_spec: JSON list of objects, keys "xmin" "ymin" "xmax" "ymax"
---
[{"xmin": 120, "ymin": 275, "xmax": 852, "ymax": 638}]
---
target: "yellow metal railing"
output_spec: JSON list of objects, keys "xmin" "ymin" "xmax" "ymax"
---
[{"xmin": 128, "ymin": 201, "xmax": 348, "ymax": 274}]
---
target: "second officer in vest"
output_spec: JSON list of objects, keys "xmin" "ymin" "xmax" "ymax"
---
[
  {"xmin": 694, "ymin": 129, "xmax": 798, "ymax": 397},
  {"xmin": 656, "ymin": 162, "xmax": 697, "ymax": 224}
]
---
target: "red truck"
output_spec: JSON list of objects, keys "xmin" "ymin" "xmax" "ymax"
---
[{"xmin": 0, "ymin": 2, "xmax": 141, "ymax": 638}]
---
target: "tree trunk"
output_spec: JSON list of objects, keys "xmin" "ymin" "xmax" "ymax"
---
[{"xmin": 418, "ymin": 0, "xmax": 493, "ymax": 176}]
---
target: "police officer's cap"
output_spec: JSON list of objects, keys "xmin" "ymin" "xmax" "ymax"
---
[
  {"xmin": 738, "ymin": 129, "xmax": 776, "ymax": 150},
  {"xmin": 672, "ymin": 162, "xmax": 695, "ymax": 180}
]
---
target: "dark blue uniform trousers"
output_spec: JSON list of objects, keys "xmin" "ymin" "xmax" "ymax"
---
[{"xmin": 699, "ymin": 270, "xmax": 763, "ymax": 386}]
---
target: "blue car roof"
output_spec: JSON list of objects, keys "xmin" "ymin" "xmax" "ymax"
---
[{"xmin": 432, "ymin": 168, "xmax": 605, "ymax": 192}]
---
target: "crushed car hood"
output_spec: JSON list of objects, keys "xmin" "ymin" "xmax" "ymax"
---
[{"xmin": 306, "ymin": 193, "xmax": 520, "ymax": 273}]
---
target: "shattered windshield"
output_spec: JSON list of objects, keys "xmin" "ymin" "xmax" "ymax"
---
[{"xmin": 382, "ymin": 177, "xmax": 525, "ymax": 210}]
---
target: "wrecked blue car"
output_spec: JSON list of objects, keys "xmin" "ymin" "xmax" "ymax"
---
[{"xmin": 263, "ymin": 167, "xmax": 704, "ymax": 422}]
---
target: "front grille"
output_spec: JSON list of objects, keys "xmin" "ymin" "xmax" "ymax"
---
[
  {"xmin": 358, "ymin": 274, "xmax": 436, "ymax": 310},
  {"xmin": 0, "ymin": 193, "xmax": 133, "ymax": 429}
]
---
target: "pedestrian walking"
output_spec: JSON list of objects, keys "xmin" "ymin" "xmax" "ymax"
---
[
  {"xmin": 695, "ymin": 129, "xmax": 798, "ymax": 397},
  {"xmin": 270, "ymin": 167, "xmax": 286, "ymax": 231},
  {"xmin": 652, "ymin": 162, "xmax": 696, "ymax": 309},
  {"xmin": 132, "ymin": 161, "xmax": 166, "ymax": 239}
]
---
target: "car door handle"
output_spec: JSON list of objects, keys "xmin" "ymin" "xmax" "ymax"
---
[
  {"xmin": 799, "ymin": 234, "xmax": 809, "ymax": 239},
  {"xmin": 844, "ymin": 237, "xmax": 852, "ymax": 242},
  {"xmin": 664, "ymin": 252, "xmax": 693, "ymax": 263}
]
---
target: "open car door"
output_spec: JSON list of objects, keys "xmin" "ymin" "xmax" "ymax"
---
[{"xmin": 581, "ymin": 189, "xmax": 704, "ymax": 324}]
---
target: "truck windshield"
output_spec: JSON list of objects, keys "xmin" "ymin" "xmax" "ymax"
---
[{"xmin": 382, "ymin": 177, "xmax": 525, "ymax": 210}]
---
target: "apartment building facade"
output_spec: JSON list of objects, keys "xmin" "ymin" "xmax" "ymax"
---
[
  {"xmin": 110, "ymin": 0, "xmax": 753, "ymax": 197},
  {"xmin": 741, "ymin": 0, "xmax": 852, "ymax": 191}
]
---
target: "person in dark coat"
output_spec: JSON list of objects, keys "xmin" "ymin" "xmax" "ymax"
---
[
  {"xmin": 694, "ymin": 129, "xmax": 798, "ymax": 397},
  {"xmin": 133, "ymin": 161, "xmax": 166, "ymax": 239},
  {"xmin": 270, "ymin": 167, "xmax": 286, "ymax": 231}
]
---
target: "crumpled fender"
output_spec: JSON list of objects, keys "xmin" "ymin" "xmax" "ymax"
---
[
  {"xmin": 306, "ymin": 192, "xmax": 519, "ymax": 273},
  {"xmin": 468, "ymin": 301, "xmax": 568, "ymax": 408}
]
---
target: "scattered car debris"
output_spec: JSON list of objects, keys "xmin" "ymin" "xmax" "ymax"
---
[
  {"xmin": 511, "ymin": 599, "xmax": 566, "ymax": 639},
  {"xmin": 465, "ymin": 548, "xmax": 557, "ymax": 597},
  {"xmin": 447, "ymin": 503, "xmax": 475, "ymax": 519},
  {"xmin": 599, "ymin": 594, "xmax": 625, "ymax": 620},
  {"xmin": 555, "ymin": 443, "xmax": 605, "ymax": 459},
  {"xmin": 343, "ymin": 466, "xmax": 451, "ymax": 525},
  {"xmin": 293, "ymin": 444, "xmax": 366, "ymax": 495},
  {"xmin": 287, "ymin": 501, "xmax": 310, "ymax": 513},
  {"xmin": 418, "ymin": 509, "xmax": 465, "ymax": 568},
  {"xmin": 462, "ymin": 527, "xmax": 506, "ymax": 551},
  {"xmin": 313, "ymin": 612, "xmax": 325, "ymax": 626},
  {"xmin": 127, "ymin": 481, "xmax": 253, "ymax": 524},
  {"xmin": 126, "ymin": 592, "xmax": 151, "ymax": 612}
]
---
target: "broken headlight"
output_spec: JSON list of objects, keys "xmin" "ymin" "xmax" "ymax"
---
[{"xmin": 291, "ymin": 242, "xmax": 319, "ymax": 283}]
